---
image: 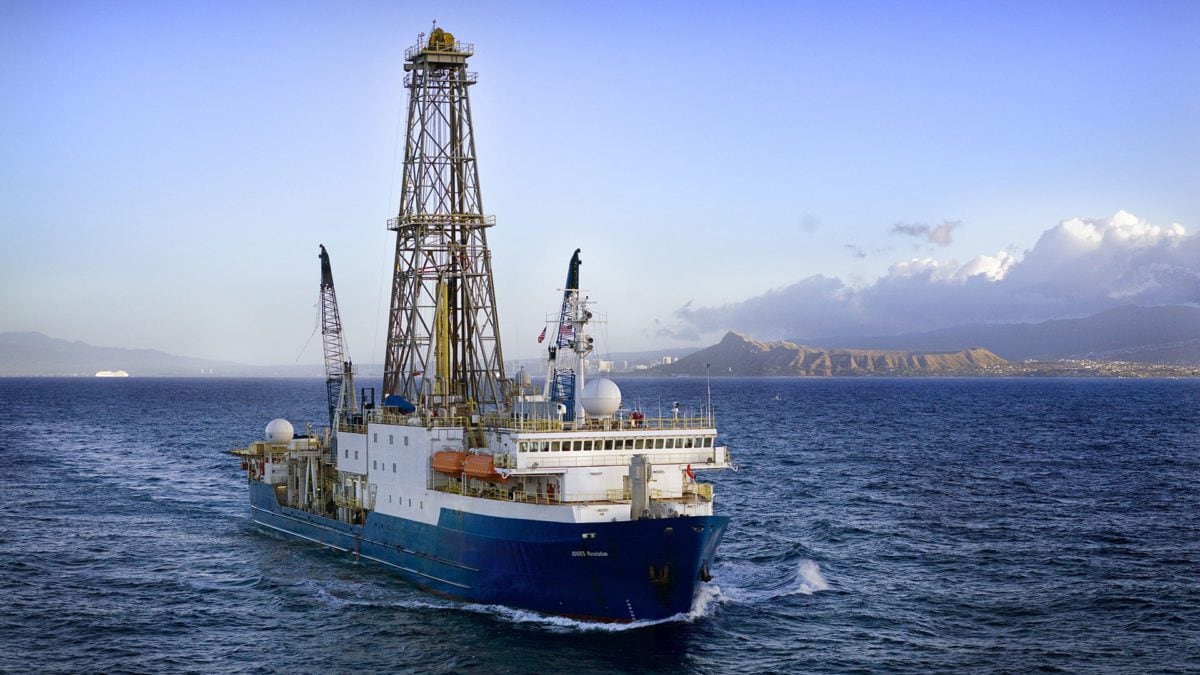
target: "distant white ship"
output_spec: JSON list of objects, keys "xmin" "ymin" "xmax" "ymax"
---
[{"xmin": 95, "ymin": 370, "xmax": 130, "ymax": 378}]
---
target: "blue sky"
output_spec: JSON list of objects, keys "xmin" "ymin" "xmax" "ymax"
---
[{"xmin": 2, "ymin": 1, "xmax": 1197, "ymax": 364}]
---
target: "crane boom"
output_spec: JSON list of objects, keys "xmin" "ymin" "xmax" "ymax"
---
[
  {"xmin": 319, "ymin": 245, "xmax": 356, "ymax": 431},
  {"xmin": 544, "ymin": 249, "xmax": 584, "ymax": 421}
]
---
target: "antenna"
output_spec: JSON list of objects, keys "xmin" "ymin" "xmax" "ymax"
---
[{"xmin": 705, "ymin": 362, "xmax": 713, "ymax": 424}]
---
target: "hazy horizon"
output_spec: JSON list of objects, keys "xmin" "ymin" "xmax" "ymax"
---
[{"xmin": 3, "ymin": 1, "xmax": 1197, "ymax": 365}]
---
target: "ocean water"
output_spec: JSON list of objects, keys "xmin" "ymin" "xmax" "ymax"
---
[{"xmin": 1, "ymin": 376, "xmax": 1197, "ymax": 673}]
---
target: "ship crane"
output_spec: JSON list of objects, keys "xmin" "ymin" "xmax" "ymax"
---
[
  {"xmin": 543, "ymin": 248, "xmax": 594, "ymax": 424},
  {"xmin": 319, "ymin": 245, "xmax": 357, "ymax": 436}
]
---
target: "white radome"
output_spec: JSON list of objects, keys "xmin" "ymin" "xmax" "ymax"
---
[
  {"xmin": 265, "ymin": 418, "xmax": 295, "ymax": 446},
  {"xmin": 581, "ymin": 377, "xmax": 622, "ymax": 418}
]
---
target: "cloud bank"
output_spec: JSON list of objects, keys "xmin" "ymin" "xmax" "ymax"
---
[{"xmin": 669, "ymin": 211, "xmax": 1200, "ymax": 340}]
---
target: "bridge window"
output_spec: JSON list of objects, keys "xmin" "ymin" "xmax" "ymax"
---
[
  {"xmin": 634, "ymin": 438, "xmax": 644, "ymax": 450},
  {"xmin": 551, "ymin": 441, "xmax": 560, "ymax": 452},
  {"xmin": 389, "ymin": 434, "xmax": 394, "ymax": 445},
  {"xmin": 703, "ymin": 437, "xmax": 713, "ymax": 447},
  {"xmin": 392, "ymin": 463, "xmax": 397, "ymax": 473},
  {"xmin": 404, "ymin": 436, "xmax": 409, "ymax": 446},
  {"xmin": 665, "ymin": 438, "xmax": 675, "ymax": 449},
  {"xmin": 604, "ymin": 440, "xmax": 614, "ymax": 450},
  {"xmin": 654, "ymin": 439, "xmax": 664, "ymax": 449}
]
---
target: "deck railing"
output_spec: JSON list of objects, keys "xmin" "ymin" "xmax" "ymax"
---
[
  {"xmin": 430, "ymin": 482, "xmax": 714, "ymax": 506},
  {"xmin": 516, "ymin": 447, "xmax": 728, "ymax": 471},
  {"xmin": 350, "ymin": 409, "xmax": 715, "ymax": 435},
  {"xmin": 480, "ymin": 414, "xmax": 716, "ymax": 432}
]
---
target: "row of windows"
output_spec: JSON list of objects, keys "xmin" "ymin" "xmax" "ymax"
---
[
  {"xmin": 341, "ymin": 432, "xmax": 410, "ymax": 464},
  {"xmin": 340, "ymin": 450, "xmax": 401, "ymax": 478},
  {"xmin": 372, "ymin": 459, "xmax": 399, "ymax": 473},
  {"xmin": 387, "ymin": 494, "xmax": 421, "ymax": 509},
  {"xmin": 517, "ymin": 436, "xmax": 715, "ymax": 453},
  {"xmin": 371, "ymin": 433, "xmax": 410, "ymax": 447}
]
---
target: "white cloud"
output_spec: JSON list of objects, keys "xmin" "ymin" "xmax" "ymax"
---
[
  {"xmin": 671, "ymin": 211, "xmax": 1199, "ymax": 339},
  {"xmin": 956, "ymin": 250, "xmax": 1016, "ymax": 281},
  {"xmin": 888, "ymin": 258, "xmax": 951, "ymax": 283}
]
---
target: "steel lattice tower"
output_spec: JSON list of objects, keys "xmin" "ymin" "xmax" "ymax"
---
[
  {"xmin": 319, "ymin": 245, "xmax": 355, "ymax": 432},
  {"xmin": 383, "ymin": 29, "xmax": 506, "ymax": 412}
]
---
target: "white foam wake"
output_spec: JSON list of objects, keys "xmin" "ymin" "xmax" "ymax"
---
[
  {"xmin": 687, "ymin": 582, "xmax": 728, "ymax": 619},
  {"xmin": 706, "ymin": 558, "xmax": 830, "ymax": 603},
  {"xmin": 457, "ymin": 583, "xmax": 727, "ymax": 633},
  {"xmin": 305, "ymin": 569, "xmax": 728, "ymax": 632},
  {"xmin": 793, "ymin": 559, "xmax": 830, "ymax": 595}
]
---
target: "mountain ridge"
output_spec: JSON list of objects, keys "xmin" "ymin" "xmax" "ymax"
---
[
  {"xmin": 805, "ymin": 305, "xmax": 1200, "ymax": 363},
  {"xmin": 654, "ymin": 332, "xmax": 1007, "ymax": 376},
  {"xmin": 0, "ymin": 332, "xmax": 318, "ymax": 377},
  {"xmin": 4, "ymin": 303, "xmax": 1197, "ymax": 377}
]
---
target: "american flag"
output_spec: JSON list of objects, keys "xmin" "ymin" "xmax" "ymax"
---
[
  {"xmin": 537, "ymin": 326, "xmax": 547, "ymax": 343},
  {"xmin": 558, "ymin": 323, "xmax": 575, "ymax": 344}
]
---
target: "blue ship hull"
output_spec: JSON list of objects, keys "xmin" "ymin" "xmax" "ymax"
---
[{"xmin": 249, "ymin": 480, "xmax": 728, "ymax": 622}]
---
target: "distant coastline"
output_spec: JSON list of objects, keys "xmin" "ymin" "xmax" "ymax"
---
[
  {"xmin": 4, "ymin": 304, "xmax": 1199, "ymax": 379},
  {"xmin": 640, "ymin": 331, "xmax": 1200, "ymax": 379}
]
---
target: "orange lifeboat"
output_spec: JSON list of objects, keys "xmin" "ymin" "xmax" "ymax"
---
[
  {"xmin": 464, "ymin": 454, "xmax": 509, "ymax": 483},
  {"xmin": 431, "ymin": 450, "xmax": 467, "ymax": 475}
]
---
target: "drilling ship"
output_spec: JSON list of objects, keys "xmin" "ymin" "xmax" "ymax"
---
[{"xmin": 233, "ymin": 28, "xmax": 732, "ymax": 623}]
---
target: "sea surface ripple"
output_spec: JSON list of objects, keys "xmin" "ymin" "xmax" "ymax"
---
[{"xmin": 1, "ymin": 377, "xmax": 1197, "ymax": 673}]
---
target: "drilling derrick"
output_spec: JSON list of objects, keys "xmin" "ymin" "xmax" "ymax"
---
[{"xmin": 384, "ymin": 28, "xmax": 506, "ymax": 413}]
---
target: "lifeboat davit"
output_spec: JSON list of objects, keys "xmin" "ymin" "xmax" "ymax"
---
[
  {"xmin": 431, "ymin": 450, "xmax": 467, "ymax": 475},
  {"xmin": 464, "ymin": 454, "xmax": 509, "ymax": 483}
]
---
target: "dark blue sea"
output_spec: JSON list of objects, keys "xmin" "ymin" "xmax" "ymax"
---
[{"xmin": 1, "ymin": 377, "xmax": 1197, "ymax": 673}]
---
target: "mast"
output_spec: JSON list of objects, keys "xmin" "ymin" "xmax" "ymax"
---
[
  {"xmin": 319, "ymin": 245, "xmax": 356, "ymax": 430},
  {"xmin": 543, "ymin": 249, "xmax": 594, "ymax": 424},
  {"xmin": 383, "ymin": 28, "xmax": 506, "ymax": 414}
]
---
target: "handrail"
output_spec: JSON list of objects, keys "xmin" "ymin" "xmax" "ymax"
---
[
  {"xmin": 405, "ymin": 41, "xmax": 475, "ymax": 60},
  {"xmin": 514, "ymin": 449, "xmax": 727, "ymax": 470},
  {"xmin": 366, "ymin": 411, "xmax": 471, "ymax": 428},
  {"xmin": 431, "ymin": 482, "xmax": 714, "ymax": 506},
  {"xmin": 480, "ymin": 414, "xmax": 716, "ymax": 432},
  {"xmin": 347, "ymin": 409, "xmax": 718, "ymax": 434}
]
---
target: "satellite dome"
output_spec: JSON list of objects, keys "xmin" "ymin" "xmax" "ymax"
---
[
  {"xmin": 581, "ymin": 378, "xmax": 621, "ymax": 418},
  {"xmin": 265, "ymin": 418, "xmax": 295, "ymax": 446}
]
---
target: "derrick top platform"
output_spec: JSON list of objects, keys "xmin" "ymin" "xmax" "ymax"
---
[{"xmin": 405, "ymin": 28, "xmax": 474, "ymax": 65}]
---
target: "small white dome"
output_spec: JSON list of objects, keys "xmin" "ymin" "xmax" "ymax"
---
[
  {"xmin": 265, "ymin": 418, "xmax": 295, "ymax": 446},
  {"xmin": 581, "ymin": 378, "xmax": 621, "ymax": 418}
]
